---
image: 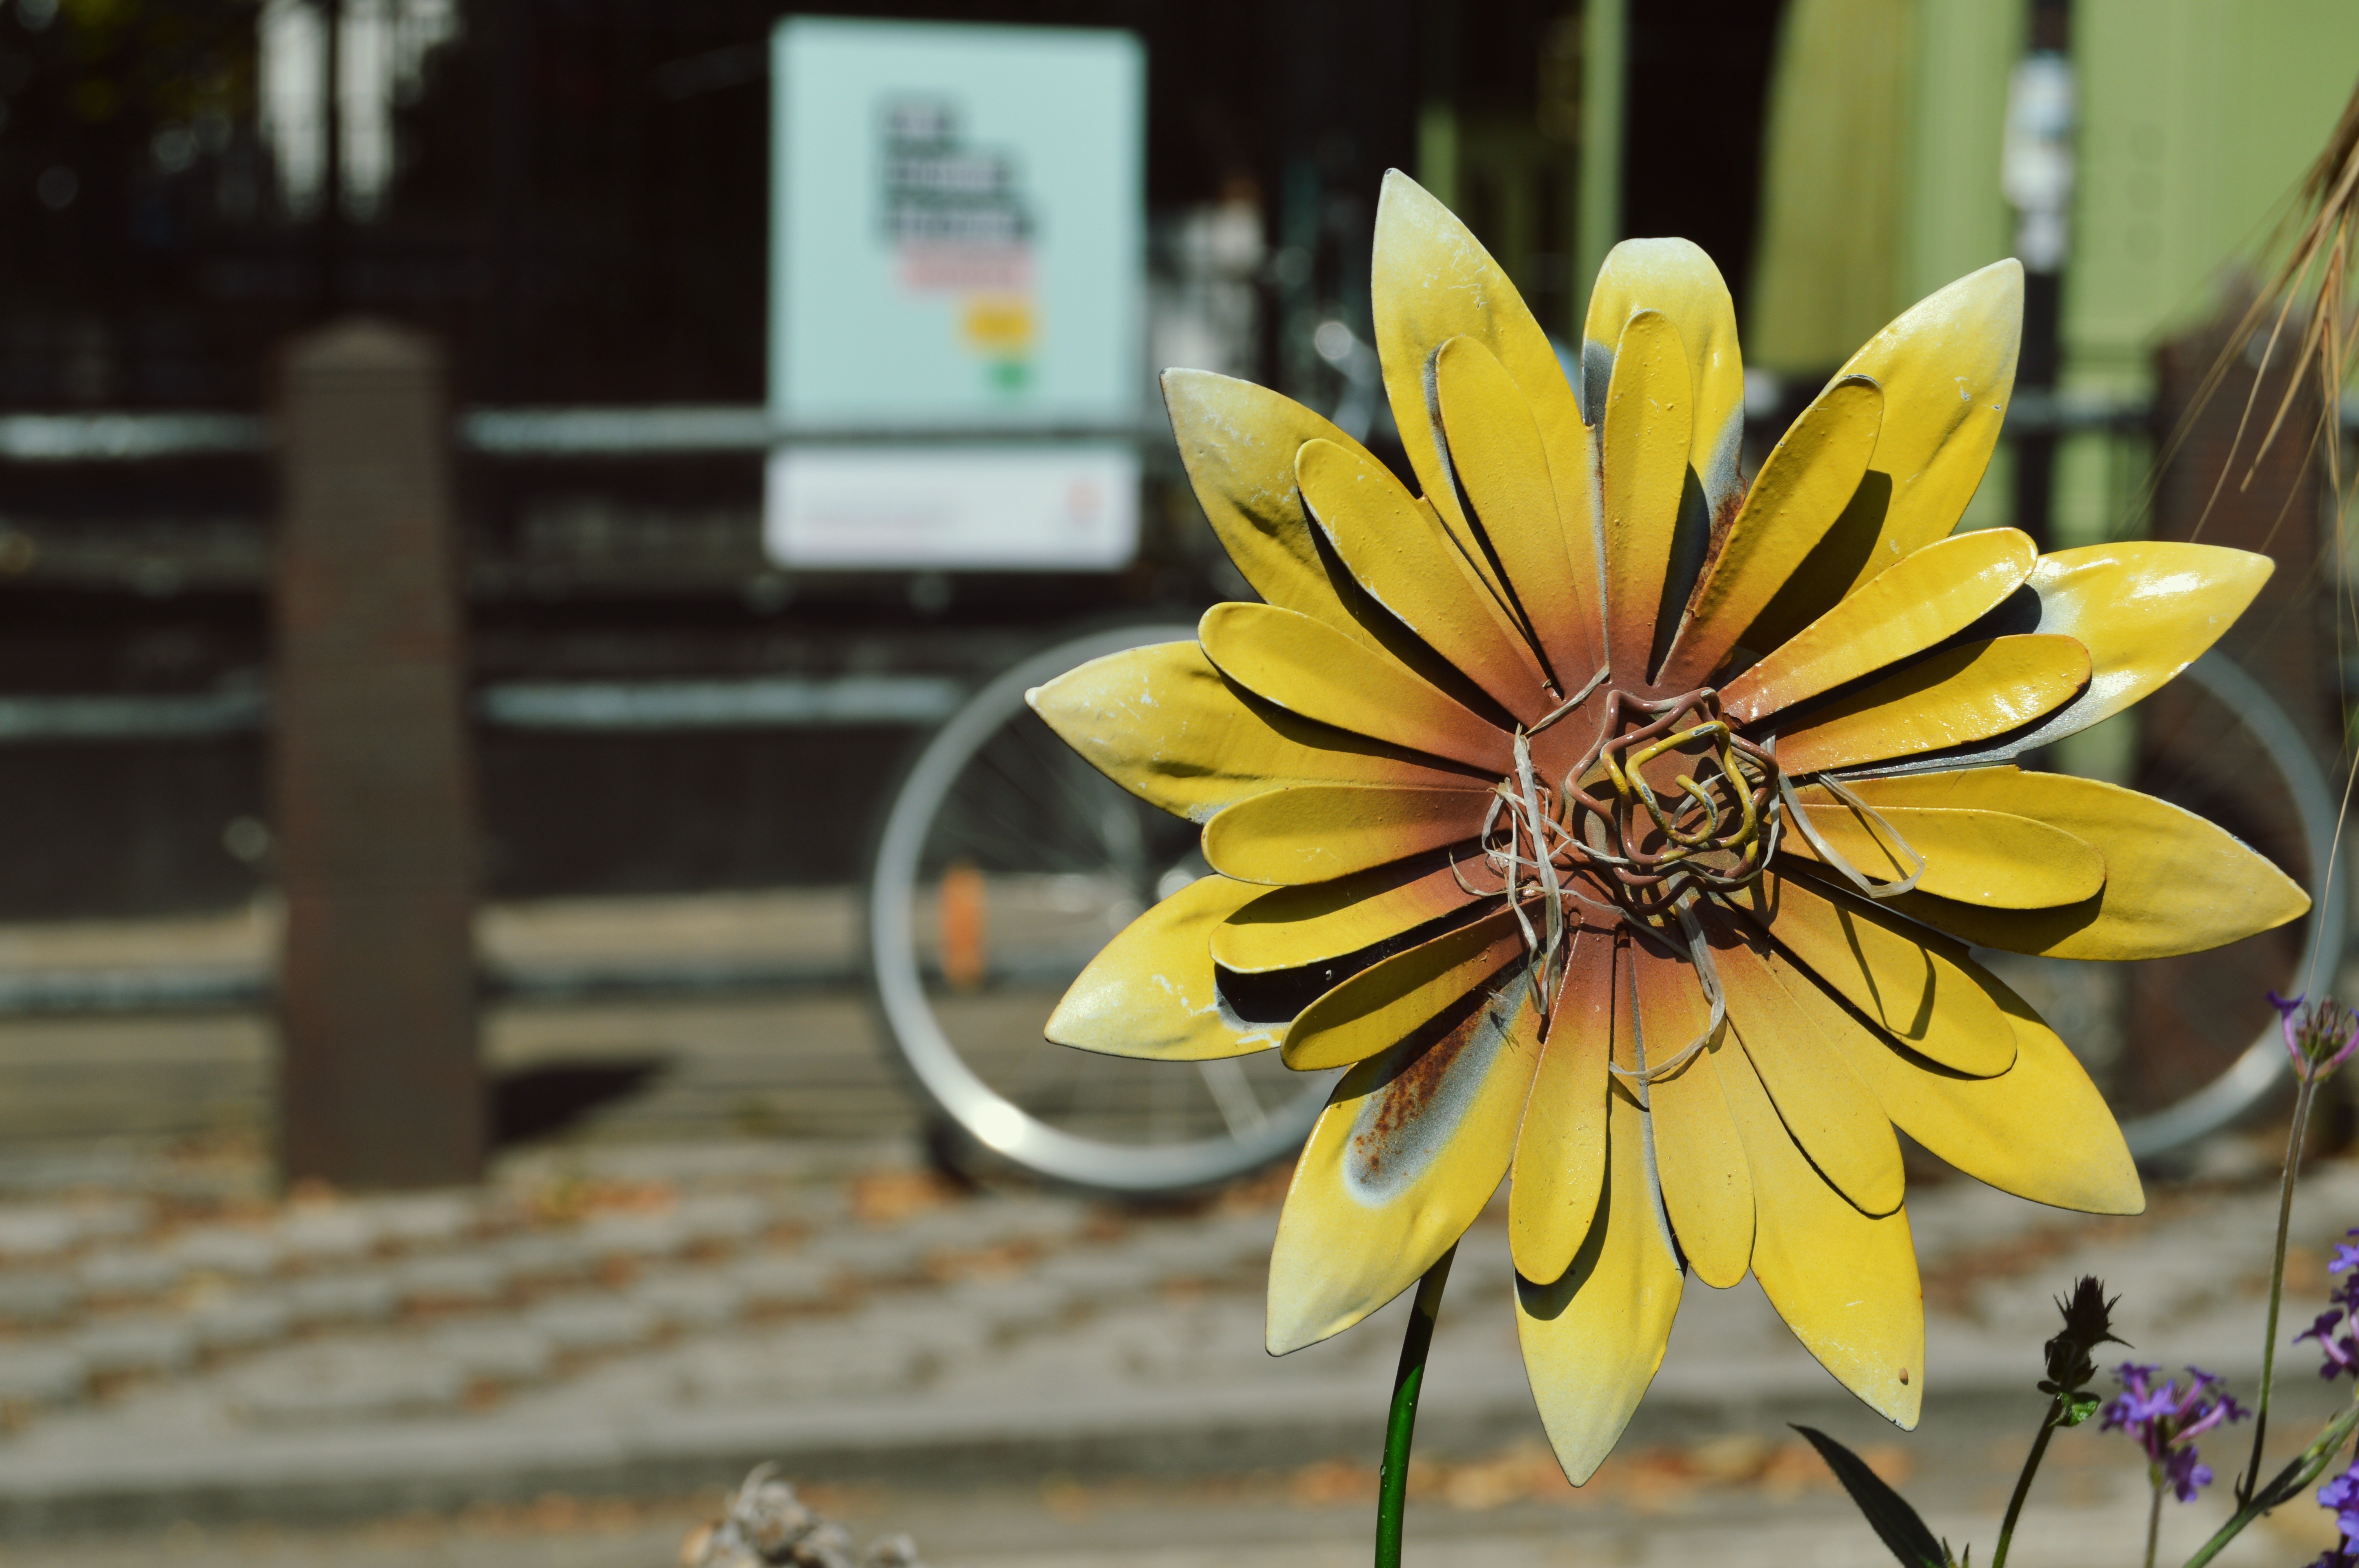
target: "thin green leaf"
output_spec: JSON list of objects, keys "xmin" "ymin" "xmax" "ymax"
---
[{"xmin": 1792, "ymin": 1424, "xmax": 1950, "ymax": 1568}]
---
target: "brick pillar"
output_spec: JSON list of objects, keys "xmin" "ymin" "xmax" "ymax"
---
[{"xmin": 274, "ymin": 321, "xmax": 481, "ymax": 1189}]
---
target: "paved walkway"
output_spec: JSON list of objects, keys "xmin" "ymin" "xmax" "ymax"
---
[
  {"xmin": 0, "ymin": 891, "xmax": 915, "ymax": 1149},
  {"xmin": 15, "ymin": 1448, "xmax": 2335, "ymax": 1568},
  {"xmin": 0, "ymin": 1127, "xmax": 2349, "ymax": 1559}
]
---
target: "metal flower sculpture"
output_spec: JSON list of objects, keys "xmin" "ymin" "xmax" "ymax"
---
[{"xmin": 1030, "ymin": 172, "xmax": 2307, "ymax": 1483}]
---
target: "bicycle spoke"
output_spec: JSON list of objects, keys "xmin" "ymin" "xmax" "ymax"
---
[
  {"xmin": 947, "ymin": 742, "xmax": 1112, "ymax": 875},
  {"xmin": 1198, "ymin": 1057, "xmax": 1270, "ymax": 1136},
  {"xmin": 870, "ymin": 625, "xmax": 1342, "ymax": 1191}
]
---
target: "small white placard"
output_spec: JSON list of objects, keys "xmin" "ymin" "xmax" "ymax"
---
[{"xmin": 764, "ymin": 445, "xmax": 1138, "ymax": 570}]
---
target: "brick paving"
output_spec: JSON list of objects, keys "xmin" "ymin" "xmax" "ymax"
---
[
  {"xmin": 0, "ymin": 1125, "xmax": 2337, "ymax": 1549},
  {"xmin": 0, "ymin": 892, "xmax": 909, "ymax": 1150},
  {"xmin": 0, "ymin": 895, "xmax": 2344, "ymax": 1558}
]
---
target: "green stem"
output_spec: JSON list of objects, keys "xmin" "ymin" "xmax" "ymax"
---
[
  {"xmin": 2183, "ymin": 1399, "xmax": 2359, "ymax": 1568},
  {"xmin": 1990, "ymin": 1401, "xmax": 2064, "ymax": 1568},
  {"xmin": 1375, "ymin": 1244, "xmax": 1456, "ymax": 1568},
  {"xmin": 2238, "ymin": 1074, "xmax": 2318, "ymax": 1504},
  {"xmin": 2144, "ymin": 1473, "xmax": 2164, "ymax": 1568}
]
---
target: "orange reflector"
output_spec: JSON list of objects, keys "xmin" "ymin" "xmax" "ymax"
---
[{"xmin": 939, "ymin": 862, "xmax": 988, "ymax": 992}]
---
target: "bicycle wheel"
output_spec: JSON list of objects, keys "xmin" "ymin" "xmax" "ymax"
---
[
  {"xmin": 1972, "ymin": 652, "xmax": 2345, "ymax": 1159},
  {"xmin": 867, "ymin": 623, "xmax": 1335, "ymax": 1194}
]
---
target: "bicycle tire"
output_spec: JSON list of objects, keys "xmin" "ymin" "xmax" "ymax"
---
[
  {"xmin": 2112, "ymin": 651, "xmax": 2346, "ymax": 1158},
  {"xmin": 871, "ymin": 633, "xmax": 2333, "ymax": 1181},
  {"xmin": 867, "ymin": 623, "xmax": 1334, "ymax": 1194}
]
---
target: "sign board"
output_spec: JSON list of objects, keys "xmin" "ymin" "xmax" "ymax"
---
[
  {"xmin": 766, "ymin": 444, "xmax": 1136, "ymax": 570},
  {"xmin": 765, "ymin": 17, "xmax": 1143, "ymax": 571}
]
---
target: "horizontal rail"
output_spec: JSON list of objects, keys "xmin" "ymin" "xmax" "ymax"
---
[
  {"xmin": 0, "ymin": 692, "xmax": 268, "ymax": 741},
  {"xmin": 0, "ymin": 967, "xmax": 267, "ymax": 1013},
  {"xmin": 0, "ymin": 413, "xmax": 270, "ymax": 461},
  {"xmin": 0, "ymin": 955, "xmax": 1084, "ymax": 1014},
  {"xmin": 462, "ymin": 405, "xmax": 774, "ymax": 454},
  {"xmin": 0, "ymin": 407, "xmax": 1156, "ymax": 461},
  {"xmin": 487, "ymin": 958, "xmax": 858, "ymax": 1004},
  {"xmin": 0, "ymin": 959, "xmax": 859, "ymax": 1016},
  {"xmin": 1999, "ymin": 388, "xmax": 2154, "ymax": 435},
  {"xmin": 462, "ymin": 408, "xmax": 1152, "ymax": 455},
  {"xmin": 28, "ymin": 389, "xmax": 2357, "ymax": 462},
  {"xmin": 481, "ymin": 674, "xmax": 966, "ymax": 730},
  {"xmin": 0, "ymin": 674, "xmax": 971, "ymax": 743}
]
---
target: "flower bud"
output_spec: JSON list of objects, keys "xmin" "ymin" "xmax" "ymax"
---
[
  {"xmin": 2272, "ymin": 992, "xmax": 2359, "ymax": 1083},
  {"xmin": 2040, "ymin": 1275, "xmax": 2125, "ymax": 1422}
]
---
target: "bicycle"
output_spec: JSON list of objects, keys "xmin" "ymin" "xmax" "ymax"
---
[
  {"xmin": 866, "ymin": 629, "xmax": 2345, "ymax": 1196},
  {"xmin": 865, "ymin": 621, "xmax": 1336, "ymax": 1194}
]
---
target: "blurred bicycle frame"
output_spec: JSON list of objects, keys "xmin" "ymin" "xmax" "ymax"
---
[{"xmin": 865, "ymin": 624, "xmax": 2347, "ymax": 1196}]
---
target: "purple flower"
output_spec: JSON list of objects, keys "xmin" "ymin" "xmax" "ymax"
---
[
  {"xmin": 2297, "ymin": 1306, "xmax": 2359, "ymax": 1378},
  {"xmin": 2160, "ymin": 1446, "xmax": 2213, "ymax": 1503},
  {"xmin": 2303, "ymin": 1227, "xmax": 2359, "ymax": 1380},
  {"xmin": 2272, "ymin": 991, "xmax": 2359, "ymax": 1083},
  {"xmin": 2314, "ymin": 1460, "xmax": 2359, "ymax": 1567},
  {"xmin": 2325, "ymin": 1463, "xmax": 2359, "ymax": 1538},
  {"xmin": 2101, "ymin": 1363, "xmax": 2248, "ymax": 1503}
]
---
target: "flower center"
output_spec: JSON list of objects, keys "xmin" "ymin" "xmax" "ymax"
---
[
  {"xmin": 1469, "ymin": 686, "xmax": 1778, "ymax": 1081},
  {"xmin": 1481, "ymin": 687, "xmax": 1783, "ymax": 931},
  {"xmin": 1578, "ymin": 688, "xmax": 1785, "ymax": 911}
]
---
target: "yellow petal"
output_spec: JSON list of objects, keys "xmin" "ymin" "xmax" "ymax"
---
[
  {"xmin": 1203, "ymin": 782, "xmax": 1493, "ymax": 887},
  {"xmin": 1370, "ymin": 172, "xmax": 1591, "ymax": 623},
  {"xmin": 1771, "ymin": 633, "xmax": 2090, "ymax": 776},
  {"xmin": 1214, "ymin": 854, "xmax": 1485, "ymax": 974},
  {"xmin": 1281, "ymin": 906, "xmax": 1527, "ymax": 1071},
  {"xmin": 1659, "ymin": 376, "xmax": 1883, "ymax": 690},
  {"xmin": 1047, "ymin": 874, "xmax": 1283, "ymax": 1060},
  {"xmin": 1516, "ymin": 1073, "xmax": 1684, "ymax": 1484},
  {"xmin": 1953, "ymin": 543, "xmax": 2275, "ymax": 762},
  {"xmin": 1268, "ymin": 983, "xmax": 1543, "ymax": 1353},
  {"xmin": 1825, "ymin": 957, "xmax": 2143, "ymax": 1215},
  {"xmin": 1726, "ymin": 871, "xmax": 2015, "ymax": 1078},
  {"xmin": 1839, "ymin": 260, "xmax": 2021, "ymax": 559},
  {"xmin": 1724, "ymin": 528, "xmax": 2039, "ymax": 725},
  {"xmin": 1628, "ymin": 940, "xmax": 1753, "ymax": 1289},
  {"xmin": 1434, "ymin": 335, "xmax": 1607, "ymax": 688},
  {"xmin": 1580, "ymin": 237, "xmax": 1747, "ymax": 523},
  {"xmin": 1849, "ymin": 768, "xmax": 2310, "ymax": 960},
  {"xmin": 1600, "ymin": 309, "xmax": 1694, "ymax": 681},
  {"xmin": 1737, "ymin": 262, "xmax": 2024, "ymax": 645},
  {"xmin": 1712, "ymin": 924, "xmax": 1905, "ymax": 1218},
  {"xmin": 1295, "ymin": 437, "xmax": 1550, "ymax": 724},
  {"xmin": 1508, "ymin": 931, "xmax": 1614, "ymax": 1283},
  {"xmin": 1712, "ymin": 982, "xmax": 1923, "ymax": 1428},
  {"xmin": 1199, "ymin": 603, "xmax": 1512, "ymax": 775},
  {"xmin": 1785, "ymin": 802, "xmax": 2105, "ymax": 908},
  {"xmin": 1162, "ymin": 370, "xmax": 1389, "ymax": 656},
  {"xmin": 1028, "ymin": 641, "xmax": 1474, "ymax": 822}
]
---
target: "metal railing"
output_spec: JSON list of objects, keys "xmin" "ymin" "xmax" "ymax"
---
[
  {"xmin": 0, "ymin": 675, "xmax": 967, "ymax": 745},
  {"xmin": 9, "ymin": 385, "xmax": 2334, "ymax": 465},
  {"xmin": 0, "ymin": 392, "xmax": 2339, "ymax": 1034},
  {"xmin": 0, "ymin": 406, "xmax": 1160, "ymax": 462}
]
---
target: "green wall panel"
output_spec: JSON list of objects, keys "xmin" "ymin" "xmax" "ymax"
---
[{"xmin": 2067, "ymin": 0, "xmax": 2359, "ymax": 390}]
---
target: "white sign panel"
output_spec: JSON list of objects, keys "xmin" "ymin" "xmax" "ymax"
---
[
  {"xmin": 766, "ymin": 18, "xmax": 1143, "ymax": 570},
  {"xmin": 767, "ymin": 445, "xmax": 1140, "ymax": 571},
  {"xmin": 768, "ymin": 16, "xmax": 1141, "ymax": 419}
]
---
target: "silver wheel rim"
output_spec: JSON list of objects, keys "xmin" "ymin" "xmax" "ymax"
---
[
  {"xmin": 868, "ymin": 624, "xmax": 1332, "ymax": 1192},
  {"xmin": 2116, "ymin": 652, "xmax": 2346, "ymax": 1157},
  {"xmin": 873, "ymin": 641, "xmax": 2330, "ymax": 1176}
]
